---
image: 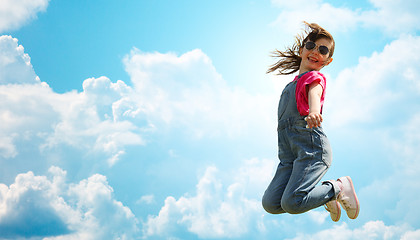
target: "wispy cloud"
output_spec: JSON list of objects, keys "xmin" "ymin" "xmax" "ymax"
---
[
  {"xmin": 270, "ymin": 0, "xmax": 420, "ymax": 36},
  {"xmin": 360, "ymin": 0, "xmax": 420, "ymax": 35}
]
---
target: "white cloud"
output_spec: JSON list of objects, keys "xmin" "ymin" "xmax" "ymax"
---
[
  {"xmin": 142, "ymin": 158, "xmax": 276, "ymax": 239},
  {"xmin": 0, "ymin": 76, "xmax": 145, "ymax": 166},
  {"xmin": 0, "ymin": 35, "xmax": 39, "ymax": 84},
  {"xmin": 402, "ymin": 229, "xmax": 420, "ymax": 240},
  {"xmin": 42, "ymin": 77, "xmax": 146, "ymax": 166},
  {"xmin": 287, "ymin": 221, "xmax": 415, "ymax": 240},
  {"xmin": 0, "ymin": 136, "xmax": 16, "ymax": 159},
  {"xmin": 0, "ymin": 168, "xmax": 70, "ymax": 238},
  {"xmin": 137, "ymin": 194, "xmax": 155, "ymax": 205},
  {"xmin": 0, "ymin": 166, "xmax": 139, "ymax": 239},
  {"xmin": 0, "ymin": 83, "xmax": 57, "ymax": 159},
  {"xmin": 386, "ymin": 113, "xmax": 420, "ymax": 174},
  {"xmin": 307, "ymin": 210, "xmax": 329, "ymax": 225},
  {"xmin": 0, "ymin": 0, "xmax": 49, "ymax": 33}
]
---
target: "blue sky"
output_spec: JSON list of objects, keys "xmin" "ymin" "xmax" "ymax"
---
[{"xmin": 1, "ymin": 0, "xmax": 420, "ymax": 239}]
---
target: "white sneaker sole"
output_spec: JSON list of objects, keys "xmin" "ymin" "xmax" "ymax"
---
[{"xmin": 325, "ymin": 200, "xmax": 341, "ymax": 222}]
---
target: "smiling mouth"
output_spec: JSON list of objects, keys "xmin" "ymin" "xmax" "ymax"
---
[{"xmin": 308, "ymin": 57, "xmax": 319, "ymax": 63}]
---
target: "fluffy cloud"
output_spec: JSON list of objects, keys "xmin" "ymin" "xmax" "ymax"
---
[
  {"xmin": 0, "ymin": 0, "xmax": 49, "ymax": 33},
  {"xmin": 0, "ymin": 36, "xmax": 146, "ymax": 167},
  {"xmin": 325, "ymin": 35, "xmax": 420, "ymax": 128},
  {"xmin": 0, "ymin": 168, "xmax": 70, "ymax": 238},
  {"xmin": 0, "ymin": 77, "xmax": 145, "ymax": 167},
  {"xmin": 0, "ymin": 166, "xmax": 139, "ymax": 239},
  {"xmin": 123, "ymin": 48, "xmax": 276, "ymax": 139},
  {"xmin": 142, "ymin": 158, "xmax": 275, "ymax": 239},
  {"xmin": 0, "ymin": 37, "xmax": 51, "ymax": 160},
  {"xmin": 0, "ymin": 35, "xmax": 39, "ymax": 85},
  {"xmin": 42, "ymin": 76, "xmax": 146, "ymax": 166}
]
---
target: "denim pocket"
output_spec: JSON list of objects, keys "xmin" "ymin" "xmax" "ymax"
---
[
  {"xmin": 313, "ymin": 128, "xmax": 332, "ymax": 167},
  {"xmin": 291, "ymin": 126, "xmax": 332, "ymax": 167}
]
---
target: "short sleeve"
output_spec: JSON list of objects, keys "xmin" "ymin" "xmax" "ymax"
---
[{"xmin": 295, "ymin": 71, "xmax": 327, "ymax": 116}]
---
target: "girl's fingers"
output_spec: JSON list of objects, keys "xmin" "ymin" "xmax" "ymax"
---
[
  {"xmin": 305, "ymin": 115, "xmax": 323, "ymax": 128},
  {"xmin": 305, "ymin": 115, "xmax": 322, "ymax": 128}
]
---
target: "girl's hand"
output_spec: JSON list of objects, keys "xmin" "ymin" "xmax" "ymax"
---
[{"xmin": 305, "ymin": 112, "xmax": 323, "ymax": 128}]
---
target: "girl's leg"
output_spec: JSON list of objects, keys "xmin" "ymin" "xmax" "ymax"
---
[
  {"xmin": 280, "ymin": 155, "xmax": 336, "ymax": 214},
  {"xmin": 262, "ymin": 126, "xmax": 297, "ymax": 214},
  {"xmin": 262, "ymin": 161, "xmax": 293, "ymax": 214},
  {"xmin": 280, "ymin": 128, "xmax": 340, "ymax": 214}
]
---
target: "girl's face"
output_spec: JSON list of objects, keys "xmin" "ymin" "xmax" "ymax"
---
[{"xmin": 299, "ymin": 38, "xmax": 333, "ymax": 74}]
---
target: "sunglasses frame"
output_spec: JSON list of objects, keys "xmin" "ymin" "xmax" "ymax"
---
[{"xmin": 304, "ymin": 41, "xmax": 330, "ymax": 56}]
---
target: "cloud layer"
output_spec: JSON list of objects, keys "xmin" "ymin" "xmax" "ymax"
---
[
  {"xmin": 1, "ymin": 0, "xmax": 420, "ymax": 239},
  {"xmin": 0, "ymin": 35, "xmax": 276, "ymax": 238},
  {"xmin": 2, "ymin": 32, "xmax": 420, "ymax": 239}
]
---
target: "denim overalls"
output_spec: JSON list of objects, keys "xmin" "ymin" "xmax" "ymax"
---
[{"xmin": 262, "ymin": 76, "xmax": 341, "ymax": 214}]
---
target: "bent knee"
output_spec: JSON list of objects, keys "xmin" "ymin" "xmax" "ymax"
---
[
  {"xmin": 281, "ymin": 196, "xmax": 306, "ymax": 214},
  {"xmin": 262, "ymin": 196, "xmax": 284, "ymax": 214}
]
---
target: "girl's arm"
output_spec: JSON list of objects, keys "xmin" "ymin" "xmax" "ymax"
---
[{"xmin": 306, "ymin": 82, "xmax": 323, "ymax": 128}]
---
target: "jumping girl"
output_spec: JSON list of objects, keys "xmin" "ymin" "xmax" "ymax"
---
[{"xmin": 262, "ymin": 22, "xmax": 360, "ymax": 222}]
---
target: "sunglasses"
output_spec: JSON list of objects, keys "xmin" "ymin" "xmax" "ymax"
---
[{"xmin": 304, "ymin": 41, "xmax": 330, "ymax": 56}]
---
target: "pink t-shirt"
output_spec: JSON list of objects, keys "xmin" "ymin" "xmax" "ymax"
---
[{"xmin": 294, "ymin": 71, "xmax": 326, "ymax": 116}]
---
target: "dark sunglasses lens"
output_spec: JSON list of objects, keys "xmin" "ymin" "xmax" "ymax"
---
[
  {"xmin": 319, "ymin": 46, "xmax": 329, "ymax": 55},
  {"xmin": 305, "ymin": 42, "xmax": 315, "ymax": 50}
]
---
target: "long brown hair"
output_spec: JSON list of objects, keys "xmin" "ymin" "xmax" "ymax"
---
[{"xmin": 267, "ymin": 22, "xmax": 335, "ymax": 75}]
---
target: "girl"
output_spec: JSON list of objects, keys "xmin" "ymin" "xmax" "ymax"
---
[{"xmin": 262, "ymin": 22, "xmax": 360, "ymax": 222}]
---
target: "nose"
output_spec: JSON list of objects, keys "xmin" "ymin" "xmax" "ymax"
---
[{"xmin": 310, "ymin": 47, "xmax": 322, "ymax": 55}]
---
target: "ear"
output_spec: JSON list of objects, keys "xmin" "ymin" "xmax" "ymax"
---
[{"xmin": 324, "ymin": 57, "xmax": 333, "ymax": 66}]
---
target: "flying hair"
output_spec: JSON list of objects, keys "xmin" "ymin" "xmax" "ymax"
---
[{"xmin": 267, "ymin": 22, "xmax": 335, "ymax": 75}]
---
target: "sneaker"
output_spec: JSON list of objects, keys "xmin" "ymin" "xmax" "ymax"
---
[
  {"xmin": 324, "ymin": 200, "xmax": 341, "ymax": 222},
  {"xmin": 337, "ymin": 176, "xmax": 360, "ymax": 219}
]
